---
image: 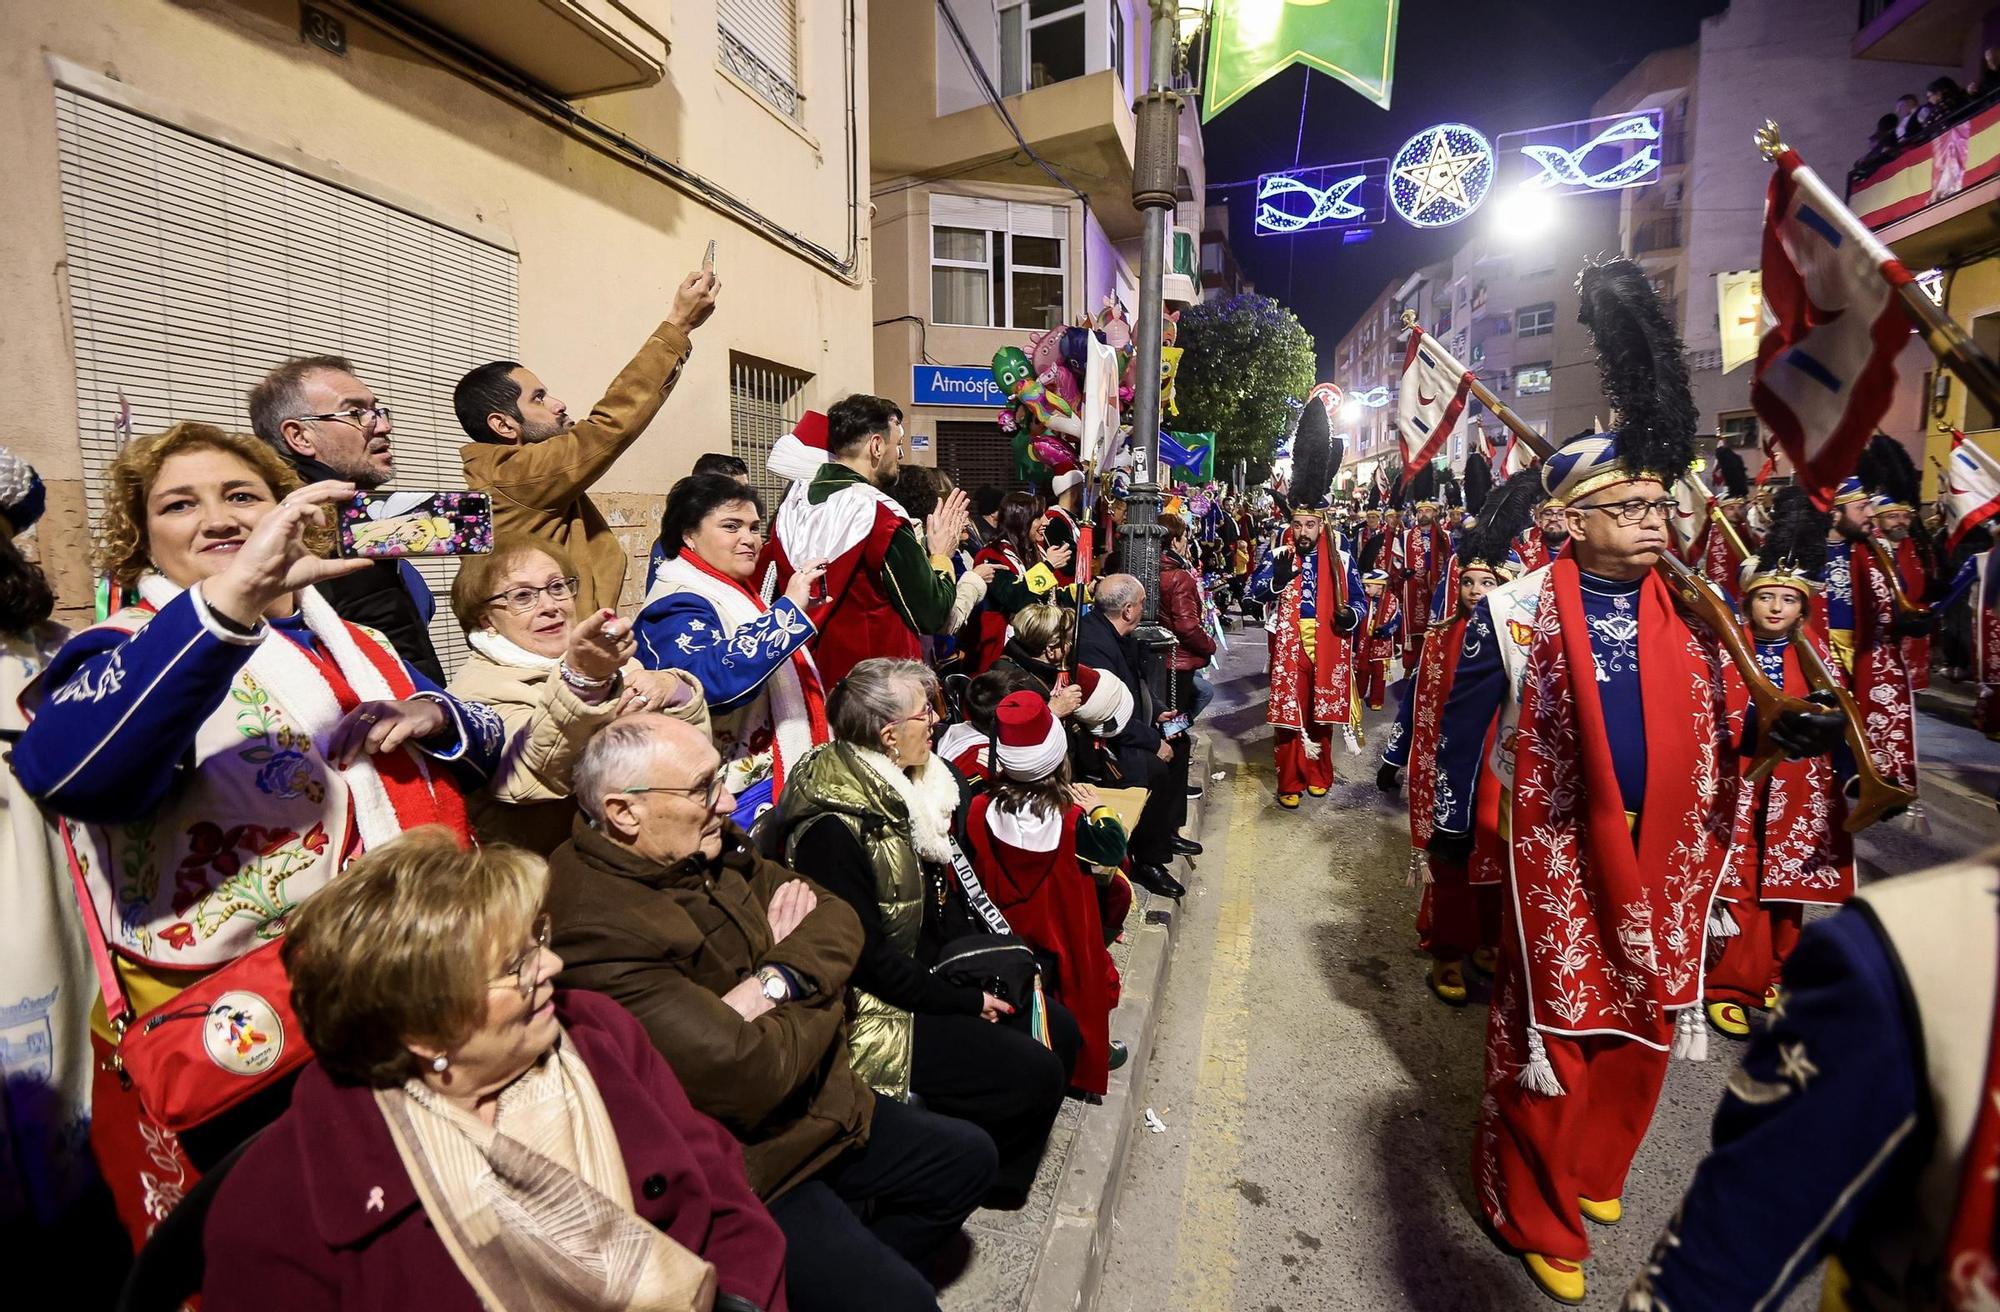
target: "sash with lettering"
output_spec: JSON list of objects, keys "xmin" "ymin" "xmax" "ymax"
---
[
  {"xmin": 1699, "ymin": 520, "xmax": 1747, "ymax": 604},
  {"xmin": 1848, "ymin": 544, "xmax": 1918, "ymax": 790},
  {"xmin": 1267, "ymin": 532, "xmax": 1353, "ymax": 731},
  {"xmin": 1507, "ymin": 560, "xmax": 1733, "ymax": 1047},
  {"xmin": 1512, "ymin": 531, "xmax": 1553, "ymax": 574},
  {"xmin": 1716, "ymin": 629, "xmax": 1852, "ymax": 905}
]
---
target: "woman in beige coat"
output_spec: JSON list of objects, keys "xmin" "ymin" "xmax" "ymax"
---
[{"xmin": 448, "ymin": 535, "xmax": 707, "ymax": 853}]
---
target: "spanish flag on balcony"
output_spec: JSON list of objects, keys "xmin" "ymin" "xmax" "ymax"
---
[{"xmin": 1201, "ymin": 0, "xmax": 1400, "ymax": 122}]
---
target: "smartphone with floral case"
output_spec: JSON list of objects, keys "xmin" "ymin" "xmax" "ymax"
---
[{"xmin": 335, "ymin": 491, "xmax": 494, "ymax": 559}]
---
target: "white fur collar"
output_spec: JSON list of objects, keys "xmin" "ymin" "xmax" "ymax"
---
[
  {"xmin": 468, "ymin": 627, "xmax": 558, "ymax": 670},
  {"xmin": 848, "ymin": 744, "xmax": 958, "ymax": 862}
]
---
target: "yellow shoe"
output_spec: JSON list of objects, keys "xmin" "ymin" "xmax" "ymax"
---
[
  {"xmin": 1763, "ymin": 985, "xmax": 1780, "ymax": 1010},
  {"xmin": 1706, "ymin": 1001, "xmax": 1750, "ymax": 1038},
  {"xmin": 1277, "ymin": 792, "xmax": 1302, "ymax": 809},
  {"xmin": 1471, "ymin": 946, "xmax": 1499, "ymax": 976},
  {"xmin": 1307, "ymin": 785, "xmax": 1330, "ymax": 797},
  {"xmin": 1521, "ymin": 1253, "xmax": 1586, "ymax": 1306},
  {"xmin": 1578, "ymin": 1195, "xmax": 1621, "ymax": 1225},
  {"xmin": 1428, "ymin": 959, "xmax": 1469, "ymax": 1006}
]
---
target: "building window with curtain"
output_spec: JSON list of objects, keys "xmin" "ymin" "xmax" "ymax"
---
[
  {"xmin": 1000, "ymin": 1, "xmax": 1086, "ymax": 96},
  {"xmin": 719, "ymin": 0, "xmax": 801, "ymax": 119},
  {"xmin": 928, "ymin": 195, "xmax": 1068, "ymax": 330}
]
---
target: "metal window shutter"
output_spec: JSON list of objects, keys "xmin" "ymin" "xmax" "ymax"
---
[
  {"xmin": 53, "ymin": 87, "xmax": 519, "ymax": 677},
  {"xmin": 929, "ymin": 194, "xmax": 1010, "ymax": 232},
  {"xmin": 1006, "ymin": 201, "xmax": 1065, "ymax": 239},
  {"xmin": 719, "ymin": 0, "xmax": 800, "ymax": 81}
]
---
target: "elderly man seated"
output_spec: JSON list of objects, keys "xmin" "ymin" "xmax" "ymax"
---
[{"xmin": 546, "ymin": 715, "xmax": 997, "ymax": 1312}]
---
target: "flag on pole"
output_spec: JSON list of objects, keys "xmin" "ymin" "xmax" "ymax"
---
[
  {"xmin": 1201, "ymin": 0, "xmax": 1400, "ymax": 121},
  {"xmin": 1161, "ymin": 430, "xmax": 1217, "ymax": 482},
  {"xmin": 1395, "ymin": 326, "xmax": 1473, "ymax": 478},
  {"xmin": 1943, "ymin": 430, "xmax": 2000, "ymax": 552},
  {"xmin": 1751, "ymin": 147, "xmax": 1914, "ymax": 510}
]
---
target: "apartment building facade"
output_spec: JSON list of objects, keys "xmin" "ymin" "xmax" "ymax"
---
[{"xmin": 870, "ymin": 0, "xmax": 1206, "ymax": 493}]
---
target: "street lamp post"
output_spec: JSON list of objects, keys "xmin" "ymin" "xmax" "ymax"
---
[{"xmin": 1118, "ymin": 0, "xmax": 1183, "ymax": 646}]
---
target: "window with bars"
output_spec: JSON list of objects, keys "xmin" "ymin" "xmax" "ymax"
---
[
  {"xmin": 729, "ymin": 353, "xmax": 814, "ymax": 508},
  {"xmin": 719, "ymin": 0, "xmax": 801, "ymax": 119},
  {"xmin": 929, "ymin": 195, "xmax": 1068, "ymax": 331},
  {"xmin": 936, "ymin": 421, "xmax": 1026, "ymax": 496},
  {"xmin": 1517, "ymin": 302, "xmax": 1556, "ymax": 338},
  {"xmin": 52, "ymin": 84, "xmax": 519, "ymax": 677}
]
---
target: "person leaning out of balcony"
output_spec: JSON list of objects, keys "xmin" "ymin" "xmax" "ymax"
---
[
  {"xmin": 455, "ymin": 265, "xmax": 720, "ymax": 615},
  {"xmin": 446, "ymin": 533, "xmax": 707, "ymax": 855},
  {"xmin": 11, "ymin": 423, "xmax": 505, "ymax": 1245},
  {"xmin": 201, "ymin": 830, "xmax": 789, "ymax": 1312}
]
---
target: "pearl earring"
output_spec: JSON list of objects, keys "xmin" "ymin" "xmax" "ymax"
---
[{"xmin": 431, "ymin": 1054, "xmax": 449, "ymax": 1073}]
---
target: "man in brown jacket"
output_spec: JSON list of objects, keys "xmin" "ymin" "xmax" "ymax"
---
[
  {"xmin": 547, "ymin": 714, "xmax": 996, "ymax": 1312},
  {"xmin": 455, "ymin": 268, "xmax": 720, "ymax": 614}
]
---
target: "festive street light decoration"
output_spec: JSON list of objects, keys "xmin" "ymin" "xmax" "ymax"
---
[
  {"xmin": 1255, "ymin": 159, "xmax": 1389, "ymax": 235},
  {"xmin": 1497, "ymin": 110, "xmax": 1665, "ymax": 196},
  {"xmin": 1389, "ymin": 123, "xmax": 1494, "ymax": 228},
  {"xmin": 1348, "ymin": 386, "xmax": 1393, "ymax": 408}
]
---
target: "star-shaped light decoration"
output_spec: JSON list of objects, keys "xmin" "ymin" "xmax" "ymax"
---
[{"xmin": 1390, "ymin": 123, "xmax": 1495, "ymax": 229}]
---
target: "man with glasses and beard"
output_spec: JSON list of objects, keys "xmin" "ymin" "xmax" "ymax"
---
[
  {"xmin": 455, "ymin": 266, "xmax": 721, "ymax": 614},
  {"xmin": 250, "ymin": 354, "xmax": 445, "ymax": 682},
  {"xmin": 766, "ymin": 394, "xmax": 972, "ymax": 687},
  {"xmin": 547, "ymin": 714, "xmax": 997, "ymax": 1312}
]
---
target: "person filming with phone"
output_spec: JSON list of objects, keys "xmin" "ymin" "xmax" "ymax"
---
[
  {"xmin": 636, "ymin": 473, "xmax": 830, "ymax": 828},
  {"xmin": 11, "ymin": 421, "xmax": 507, "ymax": 1247},
  {"xmin": 454, "ymin": 264, "xmax": 721, "ymax": 614}
]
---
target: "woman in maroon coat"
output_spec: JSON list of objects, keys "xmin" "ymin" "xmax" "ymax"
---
[
  {"xmin": 1157, "ymin": 513, "xmax": 1217, "ymax": 721},
  {"xmin": 202, "ymin": 829, "xmax": 787, "ymax": 1312}
]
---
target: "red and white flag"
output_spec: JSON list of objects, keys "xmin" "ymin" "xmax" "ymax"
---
[
  {"xmin": 1396, "ymin": 326, "xmax": 1473, "ymax": 477},
  {"xmin": 1751, "ymin": 148, "xmax": 1914, "ymax": 510},
  {"xmin": 1943, "ymin": 430, "xmax": 2000, "ymax": 551}
]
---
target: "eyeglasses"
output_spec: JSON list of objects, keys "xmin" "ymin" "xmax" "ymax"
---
[
  {"xmin": 623, "ymin": 772, "xmax": 728, "ymax": 812},
  {"xmin": 1573, "ymin": 496, "xmax": 1680, "ymax": 526},
  {"xmin": 292, "ymin": 405, "xmax": 393, "ymax": 431},
  {"xmin": 890, "ymin": 685, "xmax": 948, "ymax": 731},
  {"xmin": 492, "ymin": 912, "xmax": 552, "ymax": 1002},
  {"xmin": 486, "ymin": 577, "xmax": 580, "ymax": 613}
]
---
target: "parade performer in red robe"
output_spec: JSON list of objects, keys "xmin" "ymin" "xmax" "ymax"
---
[
  {"xmin": 1389, "ymin": 474, "xmax": 1451, "ymax": 667},
  {"xmin": 1357, "ymin": 570, "xmax": 1398, "ymax": 711},
  {"xmin": 1512, "ymin": 495, "xmax": 1566, "ymax": 572},
  {"xmin": 1691, "ymin": 444, "xmax": 1756, "ymax": 604},
  {"xmin": 1704, "ymin": 487, "xmax": 1855, "ymax": 1039},
  {"xmin": 1817, "ymin": 470, "xmax": 1925, "ymax": 806},
  {"xmin": 1250, "ymin": 403, "xmax": 1364, "ymax": 809},
  {"xmin": 1861, "ymin": 433, "xmax": 1936, "ymax": 691},
  {"xmin": 1427, "ymin": 260, "xmax": 1843, "ymax": 1305}
]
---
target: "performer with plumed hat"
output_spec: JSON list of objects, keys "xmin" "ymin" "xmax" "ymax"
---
[
  {"xmin": 1692, "ymin": 444, "xmax": 1756, "ymax": 603},
  {"xmin": 1392, "ymin": 469, "xmax": 1540, "ymax": 1005},
  {"xmin": 1388, "ymin": 465, "xmax": 1451, "ymax": 667},
  {"xmin": 1427, "ymin": 259, "xmax": 1844, "ymax": 1304},
  {"xmin": 1861, "ymin": 432, "xmax": 1937, "ymax": 690},
  {"xmin": 1357, "ymin": 569, "xmax": 1398, "ymax": 712},
  {"xmin": 1704, "ymin": 487, "xmax": 1855, "ymax": 1040},
  {"xmin": 1819, "ymin": 460, "xmax": 1925, "ymax": 805},
  {"xmin": 1248, "ymin": 402, "xmax": 1365, "ymax": 809}
]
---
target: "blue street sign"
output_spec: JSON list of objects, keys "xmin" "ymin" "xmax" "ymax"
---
[{"xmin": 911, "ymin": 365, "xmax": 1007, "ymax": 408}]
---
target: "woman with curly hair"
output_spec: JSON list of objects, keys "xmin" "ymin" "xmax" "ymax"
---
[{"xmin": 13, "ymin": 421, "xmax": 505, "ymax": 1247}]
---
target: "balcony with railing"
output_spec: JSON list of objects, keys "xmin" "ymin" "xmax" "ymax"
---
[{"xmin": 1630, "ymin": 215, "xmax": 1683, "ymax": 255}]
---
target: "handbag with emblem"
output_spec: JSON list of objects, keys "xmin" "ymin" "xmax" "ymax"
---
[{"xmin": 62, "ymin": 825, "xmax": 310, "ymax": 1132}]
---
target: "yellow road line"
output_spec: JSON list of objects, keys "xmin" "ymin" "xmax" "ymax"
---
[{"xmin": 1167, "ymin": 769, "xmax": 1263, "ymax": 1309}]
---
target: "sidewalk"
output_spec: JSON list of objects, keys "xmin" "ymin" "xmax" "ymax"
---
[{"xmin": 940, "ymin": 740, "xmax": 1206, "ymax": 1312}]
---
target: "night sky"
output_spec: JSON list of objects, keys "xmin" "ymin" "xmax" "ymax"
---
[{"xmin": 1202, "ymin": 0, "xmax": 1730, "ymax": 373}]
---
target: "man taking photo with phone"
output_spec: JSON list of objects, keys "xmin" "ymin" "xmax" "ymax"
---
[{"xmin": 455, "ymin": 265, "xmax": 722, "ymax": 614}]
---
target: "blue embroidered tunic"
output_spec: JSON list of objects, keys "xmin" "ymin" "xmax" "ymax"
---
[
  {"xmin": 632, "ymin": 593, "xmax": 816, "ymax": 713},
  {"xmin": 1822, "ymin": 539, "xmax": 1856, "ymax": 635},
  {"xmin": 14, "ymin": 588, "xmax": 502, "ymax": 825}
]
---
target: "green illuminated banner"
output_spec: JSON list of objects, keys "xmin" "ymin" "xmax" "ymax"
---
[{"xmin": 1202, "ymin": 0, "xmax": 1400, "ymax": 122}]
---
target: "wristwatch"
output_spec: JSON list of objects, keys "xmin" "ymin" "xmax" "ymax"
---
[{"xmin": 755, "ymin": 966, "xmax": 792, "ymax": 1003}]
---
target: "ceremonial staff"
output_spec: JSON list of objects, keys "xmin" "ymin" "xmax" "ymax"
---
[
  {"xmin": 1691, "ymin": 473, "xmax": 1916, "ymax": 829},
  {"xmin": 1400, "ymin": 309, "xmax": 1816, "ymax": 778}
]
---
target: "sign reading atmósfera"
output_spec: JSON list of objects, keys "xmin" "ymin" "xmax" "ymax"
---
[{"xmin": 912, "ymin": 365, "xmax": 1006, "ymax": 408}]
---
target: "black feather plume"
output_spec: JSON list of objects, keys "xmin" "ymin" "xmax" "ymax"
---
[
  {"xmin": 1461, "ymin": 469, "xmax": 1542, "ymax": 570},
  {"xmin": 1358, "ymin": 533, "xmax": 1383, "ymax": 572},
  {"xmin": 1753, "ymin": 485, "xmax": 1830, "ymax": 580},
  {"xmin": 1291, "ymin": 398, "xmax": 1334, "ymax": 510},
  {"xmin": 1575, "ymin": 257, "xmax": 1698, "ymax": 486},
  {"xmin": 1463, "ymin": 451, "xmax": 1493, "ymax": 516},
  {"xmin": 1857, "ymin": 433, "xmax": 1920, "ymax": 507},
  {"xmin": 1405, "ymin": 462, "xmax": 1436, "ymax": 508},
  {"xmin": 1713, "ymin": 444, "xmax": 1749, "ymax": 500}
]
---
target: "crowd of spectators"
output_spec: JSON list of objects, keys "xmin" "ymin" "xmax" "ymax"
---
[
  {"xmin": 1854, "ymin": 46, "xmax": 2000, "ymax": 178},
  {"xmin": 0, "ymin": 261, "xmax": 1248, "ymax": 1311}
]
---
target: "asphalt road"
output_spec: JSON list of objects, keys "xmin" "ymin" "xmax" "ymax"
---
[{"xmin": 1097, "ymin": 625, "xmax": 2000, "ymax": 1312}]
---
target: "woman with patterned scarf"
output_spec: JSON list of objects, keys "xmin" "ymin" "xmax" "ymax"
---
[{"xmin": 14, "ymin": 423, "xmax": 505, "ymax": 1249}]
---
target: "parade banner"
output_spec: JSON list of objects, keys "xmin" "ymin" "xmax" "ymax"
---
[
  {"xmin": 1751, "ymin": 148, "xmax": 1912, "ymax": 509},
  {"xmin": 1202, "ymin": 0, "xmax": 1399, "ymax": 121},
  {"xmin": 1396, "ymin": 326, "xmax": 1472, "ymax": 477},
  {"xmin": 1944, "ymin": 430, "xmax": 2000, "ymax": 552}
]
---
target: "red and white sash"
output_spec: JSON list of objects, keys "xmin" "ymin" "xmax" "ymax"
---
[{"xmin": 1267, "ymin": 533, "xmax": 1354, "ymax": 730}]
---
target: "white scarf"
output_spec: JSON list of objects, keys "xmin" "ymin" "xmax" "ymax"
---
[
  {"xmin": 139, "ymin": 575, "xmax": 426, "ymax": 852},
  {"xmin": 467, "ymin": 627, "xmax": 557, "ymax": 670},
  {"xmin": 848, "ymin": 745, "xmax": 958, "ymax": 863}
]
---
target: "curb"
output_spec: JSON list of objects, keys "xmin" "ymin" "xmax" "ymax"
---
[{"xmin": 1017, "ymin": 738, "xmax": 1205, "ymax": 1312}]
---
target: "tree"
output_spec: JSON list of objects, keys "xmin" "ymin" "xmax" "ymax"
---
[{"xmin": 1170, "ymin": 293, "xmax": 1317, "ymax": 482}]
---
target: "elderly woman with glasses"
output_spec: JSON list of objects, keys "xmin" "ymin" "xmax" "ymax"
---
[
  {"xmin": 447, "ymin": 534, "xmax": 709, "ymax": 855},
  {"xmin": 201, "ymin": 828, "xmax": 787, "ymax": 1312},
  {"xmin": 762, "ymin": 658, "xmax": 1078, "ymax": 1208},
  {"xmin": 12, "ymin": 422, "xmax": 505, "ymax": 1245}
]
